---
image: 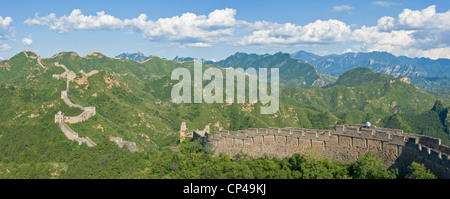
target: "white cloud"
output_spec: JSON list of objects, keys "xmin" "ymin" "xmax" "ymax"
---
[
  {"xmin": 372, "ymin": 1, "xmax": 398, "ymax": 7},
  {"xmin": 21, "ymin": 6, "xmax": 450, "ymax": 59},
  {"xmin": 420, "ymin": 47, "xmax": 450, "ymax": 59},
  {"xmin": 332, "ymin": 5, "xmax": 354, "ymax": 12},
  {"xmin": 178, "ymin": 42, "xmax": 213, "ymax": 48},
  {"xmin": 0, "ymin": 16, "xmax": 13, "ymax": 40},
  {"xmin": 343, "ymin": 48, "xmax": 353, "ymax": 53},
  {"xmin": 377, "ymin": 16, "xmax": 396, "ymax": 31},
  {"xmin": 302, "ymin": 20, "xmax": 351, "ymax": 42},
  {"xmin": 0, "ymin": 43, "xmax": 12, "ymax": 51},
  {"xmin": 205, "ymin": 8, "xmax": 237, "ymax": 27},
  {"xmin": 350, "ymin": 5, "xmax": 450, "ymax": 59},
  {"xmin": 237, "ymin": 19, "xmax": 351, "ymax": 46},
  {"xmin": 24, "ymin": 9, "xmax": 126, "ymax": 33},
  {"xmin": 398, "ymin": 5, "xmax": 450, "ymax": 30},
  {"xmin": 185, "ymin": 42, "xmax": 212, "ymax": 48},
  {"xmin": 352, "ymin": 26, "xmax": 415, "ymax": 46},
  {"xmin": 22, "ymin": 36, "xmax": 33, "ymax": 46},
  {"xmin": 125, "ymin": 8, "xmax": 238, "ymax": 43},
  {"xmin": 238, "ymin": 4, "xmax": 450, "ymax": 60},
  {"xmin": 25, "ymin": 8, "xmax": 239, "ymax": 46}
]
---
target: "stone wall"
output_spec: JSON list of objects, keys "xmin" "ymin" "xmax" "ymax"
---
[
  {"xmin": 58, "ymin": 121, "xmax": 79, "ymax": 141},
  {"xmin": 53, "ymin": 62, "xmax": 97, "ymax": 147},
  {"xmin": 22, "ymin": 50, "xmax": 45, "ymax": 69},
  {"xmin": 63, "ymin": 106, "xmax": 96, "ymax": 124},
  {"xmin": 75, "ymin": 137, "xmax": 97, "ymax": 147},
  {"xmin": 53, "ymin": 62, "xmax": 136, "ymax": 151},
  {"xmin": 80, "ymin": 70, "xmax": 99, "ymax": 77},
  {"xmin": 61, "ymin": 91, "xmax": 84, "ymax": 109},
  {"xmin": 57, "ymin": 121, "xmax": 96, "ymax": 147},
  {"xmin": 110, "ymin": 136, "xmax": 138, "ymax": 152},
  {"xmin": 193, "ymin": 124, "xmax": 450, "ymax": 178}
]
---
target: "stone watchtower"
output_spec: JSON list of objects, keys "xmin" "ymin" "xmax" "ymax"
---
[
  {"xmin": 180, "ymin": 122, "xmax": 187, "ymax": 143},
  {"xmin": 61, "ymin": 90, "xmax": 68, "ymax": 100},
  {"xmin": 179, "ymin": 122, "xmax": 210, "ymax": 143},
  {"xmin": 55, "ymin": 111, "xmax": 64, "ymax": 123}
]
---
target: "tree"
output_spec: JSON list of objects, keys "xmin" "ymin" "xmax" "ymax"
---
[
  {"xmin": 407, "ymin": 162, "xmax": 436, "ymax": 179},
  {"xmin": 431, "ymin": 100, "xmax": 445, "ymax": 114},
  {"xmin": 352, "ymin": 153, "xmax": 398, "ymax": 179}
]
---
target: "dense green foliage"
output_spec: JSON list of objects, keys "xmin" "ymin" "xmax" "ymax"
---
[
  {"xmin": 333, "ymin": 67, "xmax": 393, "ymax": 87},
  {"xmin": 411, "ymin": 76, "xmax": 450, "ymax": 95},
  {"xmin": 282, "ymin": 68, "xmax": 445, "ymax": 117},
  {"xmin": 351, "ymin": 153, "xmax": 398, "ymax": 179},
  {"xmin": 382, "ymin": 101, "xmax": 450, "ymax": 145},
  {"xmin": 1, "ymin": 138, "xmax": 431, "ymax": 179},
  {"xmin": 407, "ymin": 162, "xmax": 437, "ymax": 179}
]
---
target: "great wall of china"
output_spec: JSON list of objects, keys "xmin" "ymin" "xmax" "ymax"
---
[
  {"xmin": 23, "ymin": 50, "xmax": 45, "ymax": 69},
  {"xmin": 52, "ymin": 59, "xmax": 98, "ymax": 147},
  {"xmin": 20, "ymin": 50, "xmax": 137, "ymax": 151},
  {"xmin": 192, "ymin": 124, "xmax": 450, "ymax": 178}
]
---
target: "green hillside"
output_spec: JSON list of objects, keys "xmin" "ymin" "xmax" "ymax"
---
[
  {"xmin": 283, "ymin": 67, "xmax": 441, "ymax": 116},
  {"xmin": 382, "ymin": 101, "xmax": 450, "ymax": 145},
  {"xmin": 206, "ymin": 52, "xmax": 337, "ymax": 88},
  {"xmin": 291, "ymin": 50, "xmax": 450, "ymax": 95},
  {"xmin": 333, "ymin": 67, "xmax": 394, "ymax": 87}
]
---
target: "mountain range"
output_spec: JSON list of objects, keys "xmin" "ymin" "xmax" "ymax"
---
[
  {"xmin": 291, "ymin": 50, "xmax": 450, "ymax": 94},
  {"xmin": 173, "ymin": 56, "xmax": 195, "ymax": 62},
  {"xmin": 0, "ymin": 50, "xmax": 449, "ymax": 178},
  {"xmin": 118, "ymin": 50, "xmax": 450, "ymax": 94},
  {"xmin": 115, "ymin": 52, "xmax": 153, "ymax": 62},
  {"xmin": 205, "ymin": 52, "xmax": 336, "ymax": 88},
  {"xmin": 291, "ymin": 50, "xmax": 450, "ymax": 78}
]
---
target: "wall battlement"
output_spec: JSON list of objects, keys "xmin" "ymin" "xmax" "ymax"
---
[{"xmin": 193, "ymin": 124, "xmax": 450, "ymax": 178}]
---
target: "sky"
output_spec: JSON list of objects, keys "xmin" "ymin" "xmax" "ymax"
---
[{"xmin": 0, "ymin": 0, "xmax": 449, "ymax": 61}]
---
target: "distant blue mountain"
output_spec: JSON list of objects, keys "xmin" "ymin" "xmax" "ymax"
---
[
  {"xmin": 173, "ymin": 56, "xmax": 195, "ymax": 62},
  {"xmin": 115, "ymin": 52, "xmax": 152, "ymax": 62},
  {"xmin": 291, "ymin": 50, "xmax": 450, "ymax": 93},
  {"xmin": 291, "ymin": 50, "xmax": 450, "ymax": 78}
]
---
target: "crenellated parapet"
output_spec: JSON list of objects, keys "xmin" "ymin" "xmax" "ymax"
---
[
  {"xmin": 193, "ymin": 124, "xmax": 450, "ymax": 178},
  {"xmin": 203, "ymin": 127, "xmax": 335, "ymax": 143}
]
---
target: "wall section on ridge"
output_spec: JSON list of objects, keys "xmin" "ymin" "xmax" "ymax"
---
[{"xmin": 194, "ymin": 124, "xmax": 450, "ymax": 178}]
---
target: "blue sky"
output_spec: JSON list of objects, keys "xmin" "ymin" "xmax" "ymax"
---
[{"xmin": 0, "ymin": 0, "xmax": 449, "ymax": 60}]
